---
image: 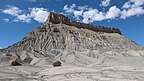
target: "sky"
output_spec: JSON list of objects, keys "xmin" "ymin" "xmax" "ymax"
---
[{"xmin": 0, "ymin": 0, "xmax": 144, "ymax": 48}]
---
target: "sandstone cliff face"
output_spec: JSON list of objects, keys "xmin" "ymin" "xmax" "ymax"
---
[
  {"xmin": 46, "ymin": 12, "xmax": 71, "ymax": 24},
  {"xmin": 0, "ymin": 12, "xmax": 144, "ymax": 81},
  {"xmin": 45, "ymin": 12, "xmax": 122, "ymax": 34}
]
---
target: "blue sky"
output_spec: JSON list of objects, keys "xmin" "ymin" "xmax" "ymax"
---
[{"xmin": 0, "ymin": 0, "xmax": 144, "ymax": 48}]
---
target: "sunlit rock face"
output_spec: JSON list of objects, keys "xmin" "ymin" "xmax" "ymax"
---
[
  {"xmin": 46, "ymin": 12, "xmax": 71, "ymax": 24},
  {"xmin": 0, "ymin": 12, "xmax": 144, "ymax": 81}
]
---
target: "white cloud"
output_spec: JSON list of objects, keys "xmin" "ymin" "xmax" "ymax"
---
[
  {"xmin": 82, "ymin": 9, "xmax": 106, "ymax": 23},
  {"xmin": 16, "ymin": 14, "xmax": 31, "ymax": 23},
  {"xmin": 63, "ymin": 4, "xmax": 76, "ymax": 13},
  {"xmin": 123, "ymin": 0, "xmax": 144, "ymax": 8},
  {"xmin": 63, "ymin": 4, "xmax": 84, "ymax": 17},
  {"xmin": 63, "ymin": 4, "xmax": 121, "ymax": 23},
  {"xmin": 121, "ymin": 0, "xmax": 144, "ymax": 19},
  {"xmin": 2, "ymin": 6, "xmax": 30, "ymax": 23},
  {"xmin": 1, "ymin": 1, "xmax": 144, "ymax": 24},
  {"xmin": 2, "ymin": 6, "xmax": 22, "ymax": 16},
  {"xmin": 63, "ymin": 4, "xmax": 144, "ymax": 23},
  {"xmin": 121, "ymin": 7, "xmax": 144, "ymax": 19},
  {"xmin": 30, "ymin": 8, "xmax": 49, "ymax": 23},
  {"xmin": 106, "ymin": 6, "xmax": 121, "ymax": 19},
  {"xmin": 122, "ymin": 1, "xmax": 132, "ymax": 9},
  {"xmin": 1, "ymin": 6, "xmax": 49, "ymax": 23},
  {"xmin": 82, "ymin": 6, "xmax": 120, "ymax": 23},
  {"xmin": 131, "ymin": 0, "xmax": 144, "ymax": 6},
  {"xmin": 78, "ymin": 5, "xmax": 88, "ymax": 10},
  {"xmin": 73, "ymin": 10, "xmax": 83, "ymax": 17},
  {"xmin": 82, "ymin": 9, "xmax": 99, "ymax": 23},
  {"xmin": 101, "ymin": 0, "xmax": 111, "ymax": 7}
]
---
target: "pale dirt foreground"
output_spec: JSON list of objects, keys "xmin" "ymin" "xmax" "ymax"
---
[{"xmin": 1, "ymin": 56, "xmax": 144, "ymax": 81}]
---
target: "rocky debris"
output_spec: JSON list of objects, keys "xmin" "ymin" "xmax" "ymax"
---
[
  {"xmin": 53, "ymin": 61, "xmax": 62, "ymax": 67},
  {"xmin": 8, "ymin": 56, "xmax": 22, "ymax": 66},
  {"xmin": 10, "ymin": 59, "xmax": 22, "ymax": 66}
]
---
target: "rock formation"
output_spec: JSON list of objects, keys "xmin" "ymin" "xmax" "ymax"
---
[
  {"xmin": 53, "ymin": 61, "xmax": 62, "ymax": 67},
  {"xmin": 0, "ymin": 12, "xmax": 144, "ymax": 81}
]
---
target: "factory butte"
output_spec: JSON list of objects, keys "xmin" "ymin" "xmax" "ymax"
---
[{"xmin": 0, "ymin": 12, "xmax": 144, "ymax": 81}]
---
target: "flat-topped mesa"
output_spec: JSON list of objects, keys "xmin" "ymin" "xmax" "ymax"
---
[{"xmin": 44, "ymin": 12, "xmax": 122, "ymax": 34}]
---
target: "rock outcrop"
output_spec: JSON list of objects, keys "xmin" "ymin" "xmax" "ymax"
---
[
  {"xmin": 46, "ymin": 12, "xmax": 71, "ymax": 24},
  {"xmin": 45, "ymin": 12, "xmax": 122, "ymax": 34},
  {"xmin": 0, "ymin": 12, "xmax": 144, "ymax": 81}
]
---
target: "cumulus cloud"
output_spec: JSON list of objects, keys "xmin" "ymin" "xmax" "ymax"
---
[
  {"xmin": 82, "ymin": 6, "xmax": 121, "ymax": 23},
  {"xmin": 101, "ymin": 0, "xmax": 111, "ymax": 7},
  {"xmin": 63, "ymin": 4, "xmax": 84, "ymax": 17},
  {"xmin": 1, "ymin": 6, "xmax": 49, "ymax": 23},
  {"xmin": 106, "ymin": 6, "xmax": 121, "ymax": 19},
  {"xmin": 1, "ymin": 6, "xmax": 30, "ymax": 23},
  {"xmin": 30, "ymin": 8, "xmax": 49, "ymax": 23},
  {"xmin": 2, "ymin": 6, "xmax": 22, "ymax": 16},
  {"xmin": 63, "ymin": 3, "xmax": 144, "ymax": 23},
  {"xmin": 82, "ymin": 9, "xmax": 106, "ymax": 23},
  {"xmin": 121, "ymin": 7, "xmax": 144, "ymax": 19},
  {"xmin": 131, "ymin": 0, "xmax": 144, "ymax": 7},
  {"xmin": 63, "ymin": 4, "xmax": 76, "ymax": 13},
  {"xmin": 122, "ymin": 1, "xmax": 132, "ymax": 9},
  {"xmin": 1, "ymin": 0, "xmax": 144, "ymax": 24},
  {"xmin": 63, "ymin": 4, "xmax": 121, "ymax": 23},
  {"xmin": 122, "ymin": 0, "xmax": 144, "ymax": 19},
  {"xmin": 123, "ymin": 0, "xmax": 144, "ymax": 8},
  {"xmin": 16, "ymin": 14, "xmax": 31, "ymax": 23}
]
